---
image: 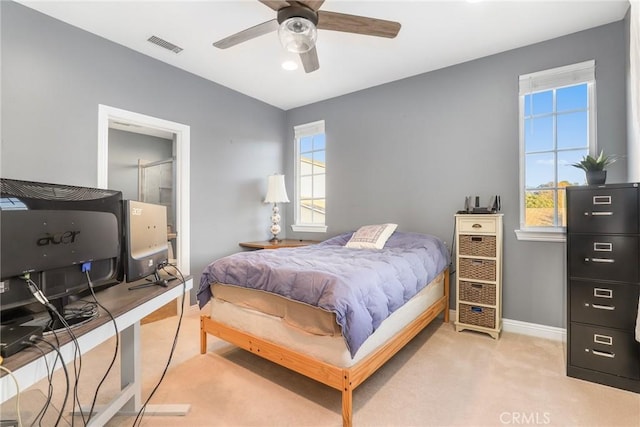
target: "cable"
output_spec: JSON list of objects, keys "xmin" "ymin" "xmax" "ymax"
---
[
  {"xmin": 132, "ymin": 264, "xmax": 187, "ymax": 427},
  {"xmin": 0, "ymin": 365, "xmax": 23, "ymax": 427},
  {"xmin": 22, "ymin": 276, "xmax": 85, "ymax": 426},
  {"xmin": 83, "ymin": 270, "xmax": 120, "ymax": 424},
  {"xmin": 30, "ymin": 336, "xmax": 70, "ymax": 427},
  {"xmin": 449, "ymin": 216, "xmax": 457, "ymax": 276},
  {"xmin": 22, "ymin": 341, "xmax": 54, "ymax": 427}
]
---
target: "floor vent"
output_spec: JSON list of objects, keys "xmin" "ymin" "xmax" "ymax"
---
[{"xmin": 147, "ymin": 35, "xmax": 183, "ymax": 53}]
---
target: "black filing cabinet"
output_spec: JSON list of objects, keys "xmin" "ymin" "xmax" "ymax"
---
[{"xmin": 566, "ymin": 183, "xmax": 640, "ymax": 393}]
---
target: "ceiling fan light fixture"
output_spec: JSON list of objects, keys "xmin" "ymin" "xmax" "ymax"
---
[
  {"xmin": 281, "ymin": 60, "xmax": 299, "ymax": 71},
  {"xmin": 278, "ymin": 16, "xmax": 317, "ymax": 54}
]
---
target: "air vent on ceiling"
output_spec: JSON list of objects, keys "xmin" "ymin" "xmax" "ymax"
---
[{"xmin": 147, "ymin": 35, "xmax": 183, "ymax": 54}]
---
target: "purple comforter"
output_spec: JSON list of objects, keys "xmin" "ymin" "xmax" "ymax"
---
[{"xmin": 197, "ymin": 231, "xmax": 450, "ymax": 357}]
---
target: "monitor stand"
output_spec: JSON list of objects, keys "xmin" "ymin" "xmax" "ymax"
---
[{"xmin": 127, "ymin": 270, "xmax": 175, "ymax": 291}]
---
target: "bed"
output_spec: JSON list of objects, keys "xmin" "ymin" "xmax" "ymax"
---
[{"xmin": 198, "ymin": 227, "xmax": 450, "ymax": 427}]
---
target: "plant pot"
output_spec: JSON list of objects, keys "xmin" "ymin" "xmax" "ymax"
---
[{"xmin": 586, "ymin": 170, "xmax": 607, "ymax": 185}]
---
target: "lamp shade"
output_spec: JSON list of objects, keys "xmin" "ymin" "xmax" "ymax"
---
[{"xmin": 264, "ymin": 174, "xmax": 290, "ymax": 204}]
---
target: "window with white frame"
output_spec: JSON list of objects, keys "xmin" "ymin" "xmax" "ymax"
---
[
  {"xmin": 517, "ymin": 60, "xmax": 596, "ymax": 241},
  {"xmin": 292, "ymin": 120, "xmax": 327, "ymax": 233}
]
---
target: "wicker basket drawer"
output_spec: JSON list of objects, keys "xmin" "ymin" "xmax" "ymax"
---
[
  {"xmin": 459, "ymin": 303, "xmax": 496, "ymax": 329},
  {"xmin": 459, "ymin": 281, "xmax": 496, "ymax": 305},
  {"xmin": 459, "ymin": 258, "xmax": 496, "ymax": 281},
  {"xmin": 459, "ymin": 235, "xmax": 496, "ymax": 257}
]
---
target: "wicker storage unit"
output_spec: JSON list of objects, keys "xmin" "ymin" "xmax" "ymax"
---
[
  {"xmin": 459, "ymin": 304, "xmax": 496, "ymax": 329},
  {"xmin": 458, "ymin": 259, "xmax": 496, "ymax": 281},
  {"xmin": 459, "ymin": 235, "xmax": 496, "ymax": 257},
  {"xmin": 459, "ymin": 281, "xmax": 496, "ymax": 305},
  {"xmin": 454, "ymin": 214, "xmax": 503, "ymax": 339}
]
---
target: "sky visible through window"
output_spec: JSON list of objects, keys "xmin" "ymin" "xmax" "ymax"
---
[
  {"xmin": 523, "ymin": 82, "xmax": 591, "ymax": 228},
  {"xmin": 524, "ymin": 83, "xmax": 589, "ymax": 189}
]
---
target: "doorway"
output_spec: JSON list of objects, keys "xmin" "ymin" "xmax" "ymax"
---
[{"xmin": 97, "ymin": 105, "xmax": 190, "ymax": 278}]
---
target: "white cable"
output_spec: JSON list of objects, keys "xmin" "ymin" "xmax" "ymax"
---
[{"xmin": 0, "ymin": 365, "xmax": 23, "ymax": 427}]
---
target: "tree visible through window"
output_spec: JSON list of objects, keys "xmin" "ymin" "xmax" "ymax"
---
[{"xmin": 519, "ymin": 61, "xmax": 595, "ymax": 231}]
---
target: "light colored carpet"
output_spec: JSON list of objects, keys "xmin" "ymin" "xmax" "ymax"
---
[{"xmin": 20, "ymin": 305, "xmax": 640, "ymax": 426}]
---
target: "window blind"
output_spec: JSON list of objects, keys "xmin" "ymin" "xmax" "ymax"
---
[
  {"xmin": 519, "ymin": 60, "xmax": 595, "ymax": 94},
  {"xmin": 294, "ymin": 120, "xmax": 325, "ymax": 138}
]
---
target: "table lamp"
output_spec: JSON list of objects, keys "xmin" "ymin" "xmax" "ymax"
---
[{"xmin": 264, "ymin": 174, "xmax": 290, "ymax": 243}]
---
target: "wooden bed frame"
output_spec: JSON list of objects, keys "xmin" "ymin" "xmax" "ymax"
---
[{"xmin": 200, "ymin": 269, "xmax": 449, "ymax": 427}]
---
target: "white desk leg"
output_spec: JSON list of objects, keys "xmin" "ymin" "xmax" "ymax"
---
[
  {"xmin": 83, "ymin": 321, "xmax": 189, "ymax": 426},
  {"xmin": 120, "ymin": 321, "xmax": 142, "ymax": 412}
]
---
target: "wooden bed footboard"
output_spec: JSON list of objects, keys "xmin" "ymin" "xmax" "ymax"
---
[{"xmin": 200, "ymin": 269, "xmax": 449, "ymax": 427}]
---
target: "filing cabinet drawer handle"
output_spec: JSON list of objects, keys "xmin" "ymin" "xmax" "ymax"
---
[
  {"xmin": 586, "ymin": 258, "xmax": 615, "ymax": 263},
  {"xmin": 593, "ymin": 242, "xmax": 612, "ymax": 252},
  {"xmin": 591, "ymin": 349, "xmax": 615, "ymax": 358},
  {"xmin": 590, "ymin": 211, "xmax": 613, "ymax": 216},
  {"xmin": 591, "ymin": 304, "xmax": 615, "ymax": 311},
  {"xmin": 592, "ymin": 196, "xmax": 612, "ymax": 205},
  {"xmin": 594, "ymin": 334, "xmax": 613, "ymax": 345},
  {"xmin": 594, "ymin": 288, "xmax": 613, "ymax": 298}
]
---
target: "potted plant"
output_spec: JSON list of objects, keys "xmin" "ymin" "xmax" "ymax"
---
[{"xmin": 571, "ymin": 151, "xmax": 617, "ymax": 185}]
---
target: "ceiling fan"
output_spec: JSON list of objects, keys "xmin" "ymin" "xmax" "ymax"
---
[{"xmin": 212, "ymin": 0, "xmax": 401, "ymax": 73}]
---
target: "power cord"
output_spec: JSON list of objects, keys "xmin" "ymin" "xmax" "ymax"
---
[
  {"xmin": 83, "ymin": 268, "xmax": 120, "ymax": 424},
  {"xmin": 132, "ymin": 264, "xmax": 187, "ymax": 427},
  {"xmin": 29, "ymin": 336, "xmax": 70, "ymax": 427},
  {"xmin": 21, "ymin": 341, "xmax": 54, "ymax": 427},
  {"xmin": 0, "ymin": 365, "xmax": 23, "ymax": 427},
  {"xmin": 449, "ymin": 216, "xmax": 457, "ymax": 276},
  {"xmin": 20, "ymin": 274, "xmax": 85, "ymax": 426}
]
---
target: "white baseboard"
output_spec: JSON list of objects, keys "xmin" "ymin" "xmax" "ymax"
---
[{"xmin": 448, "ymin": 310, "xmax": 566, "ymax": 342}]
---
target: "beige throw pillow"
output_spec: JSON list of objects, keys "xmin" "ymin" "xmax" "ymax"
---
[{"xmin": 345, "ymin": 223, "xmax": 398, "ymax": 249}]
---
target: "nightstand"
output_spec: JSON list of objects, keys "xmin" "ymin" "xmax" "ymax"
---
[
  {"xmin": 238, "ymin": 239, "xmax": 320, "ymax": 250},
  {"xmin": 454, "ymin": 213, "xmax": 503, "ymax": 339}
]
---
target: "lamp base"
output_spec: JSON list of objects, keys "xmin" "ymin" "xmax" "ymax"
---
[{"xmin": 269, "ymin": 236, "xmax": 282, "ymax": 244}]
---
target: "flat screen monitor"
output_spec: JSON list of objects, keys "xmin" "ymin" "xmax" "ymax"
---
[
  {"xmin": 123, "ymin": 200, "xmax": 170, "ymax": 289},
  {"xmin": 0, "ymin": 178, "xmax": 123, "ymax": 329}
]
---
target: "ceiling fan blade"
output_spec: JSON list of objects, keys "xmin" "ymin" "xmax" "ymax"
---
[
  {"xmin": 258, "ymin": 0, "xmax": 292, "ymax": 11},
  {"xmin": 295, "ymin": 0, "xmax": 325, "ymax": 11},
  {"xmin": 300, "ymin": 47, "xmax": 319, "ymax": 73},
  {"xmin": 213, "ymin": 19, "xmax": 279, "ymax": 49},
  {"xmin": 317, "ymin": 10, "xmax": 401, "ymax": 38}
]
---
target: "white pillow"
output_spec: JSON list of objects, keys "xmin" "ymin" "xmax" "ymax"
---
[{"xmin": 345, "ymin": 223, "xmax": 398, "ymax": 249}]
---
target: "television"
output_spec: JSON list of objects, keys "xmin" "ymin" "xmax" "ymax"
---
[
  {"xmin": 123, "ymin": 200, "xmax": 170, "ymax": 289},
  {"xmin": 0, "ymin": 178, "xmax": 123, "ymax": 330}
]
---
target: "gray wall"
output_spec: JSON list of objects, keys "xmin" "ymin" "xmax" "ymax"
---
[
  {"xmin": 625, "ymin": 6, "xmax": 639, "ymax": 181},
  {"xmin": 285, "ymin": 21, "xmax": 628, "ymax": 328},
  {"xmin": 108, "ymin": 129, "xmax": 173, "ymax": 200},
  {"xmin": 1, "ymin": 1, "xmax": 286, "ymax": 292}
]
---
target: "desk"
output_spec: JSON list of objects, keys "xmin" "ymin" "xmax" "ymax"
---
[{"xmin": 0, "ymin": 276, "xmax": 193, "ymax": 425}]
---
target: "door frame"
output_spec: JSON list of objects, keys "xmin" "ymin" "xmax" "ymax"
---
[{"xmin": 97, "ymin": 104, "xmax": 190, "ymax": 275}]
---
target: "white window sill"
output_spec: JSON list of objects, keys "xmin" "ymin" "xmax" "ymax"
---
[
  {"xmin": 291, "ymin": 224, "xmax": 328, "ymax": 233},
  {"xmin": 515, "ymin": 229, "xmax": 566, "ymax": 242}
]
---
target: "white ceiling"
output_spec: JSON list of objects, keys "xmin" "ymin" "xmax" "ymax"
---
[{"xmin": 18, "ymin": 0, "xmax": 630, "ymax": 111}]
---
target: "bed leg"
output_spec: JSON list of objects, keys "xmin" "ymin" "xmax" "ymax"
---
[
  {"xmin": 200, "ymin": 315, "xmax": 208, "ymax": 354},
  {"xmin": 342, "ymin": 372, "xmax": 353, "ymax": 427}
]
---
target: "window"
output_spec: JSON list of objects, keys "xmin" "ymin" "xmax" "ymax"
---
[
  {"xmin": 516, "ymin": 61, "xmax": 596, "ymax": 241},
  {"xmin": 292, "ymin": 120, "xmax": 327, "ymax": 233}
]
